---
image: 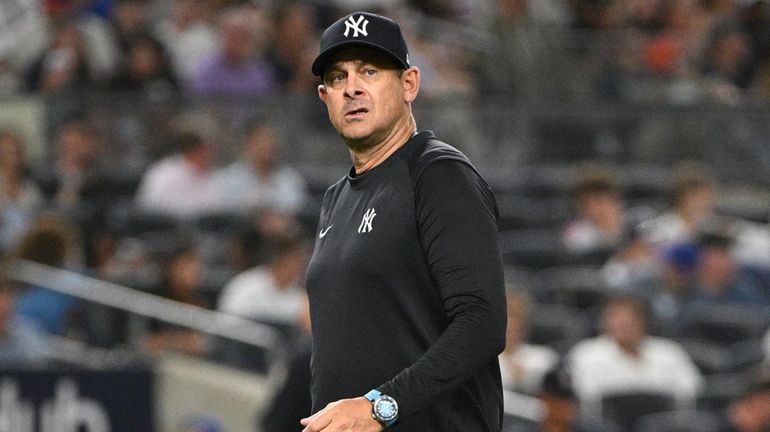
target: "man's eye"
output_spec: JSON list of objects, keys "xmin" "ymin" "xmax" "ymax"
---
[{"xmin": 364, "ymin": 69, "xmax": 377, "ymax": 76}]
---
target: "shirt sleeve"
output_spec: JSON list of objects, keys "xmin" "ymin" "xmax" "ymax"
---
[{"xmin": 378, "ymin": 159, "xmax": 507, "ymax": 418}]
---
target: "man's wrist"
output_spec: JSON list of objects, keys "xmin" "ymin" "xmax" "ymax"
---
[{"xmin": 364, "ymin": 389, "xmax": 399, "ymax": 427}]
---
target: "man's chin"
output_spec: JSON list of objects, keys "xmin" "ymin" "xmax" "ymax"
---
[{"xmin": 341, "ymin": 130, "xmax": 377, "ymax": 151}]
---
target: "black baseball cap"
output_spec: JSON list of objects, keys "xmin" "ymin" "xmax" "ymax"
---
[{"xmin": 311, "ymin": 11, "xmax": 410, "ymax": 76}]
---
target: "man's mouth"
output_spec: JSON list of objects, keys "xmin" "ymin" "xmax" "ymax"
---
[{"xmin": 345, "ymin": 107, "xmax": 369, "ymax": 118}]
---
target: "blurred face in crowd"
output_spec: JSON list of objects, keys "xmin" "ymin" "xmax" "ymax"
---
[
  {"xmin": 218, "ymin": 8, "xmax": 267, "ymax": 65},
  {"xmin": 0, "ymin": 133, "xmax": 25, "ymax": 177},
  {"xmin": 183, "ymin": 141, "xmax": 213, "ymax": 174},
  {"xmin": 697, "ymin": 245, "xmax": 737, "ymax": 292},
  {"xmin": 128, "ymin": 39, "xmax": 164, "ymax": 80},
  {"xmin": 602, "ymin": 299, "xmax": 647, "ymax": 354},
  {"xmin": 167, "ymin": 249, "xmax": 203, "ymax": 301},
  {"xmin": 244, "ymin": 126, "xmax": 278, "ymax": 174},
  {"xmin": 0, "ymin": 282, "xmax": 18, "ymax": 336},
  {"xmin": 677, "ymin": 184, "xmax": 714, "ymax": 222},
  {"xmin": 730, "ymin": 390, "xmax": 770, "ymax": 432},
  {"xmin": 577, "ymin": 191, "xmax": 624, "ymax": 230},
  {"xmin": 56, "ymin": 122, "xmax": 97, "ymax": 170},
  {"xmin": 318, "ymin": 48, "xmax": 420, "ymax": 151}
]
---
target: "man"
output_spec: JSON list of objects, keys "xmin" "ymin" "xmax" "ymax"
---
[
  {"xmin": 301, "ymin": 11, "xmax": 506, "ymax": 432},
  {"xmin": 567, "ymin": 295, "xmax": 702, "ymax": 422},
  {"xmin": 134, "ymin": 131, "xmax": 219, "ymax": 219},
  {"xmin": 214, "ymin": 121, "xmax": 307, "ymax": 216}
]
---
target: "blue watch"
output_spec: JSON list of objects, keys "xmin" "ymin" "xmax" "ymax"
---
[{"xmin": 364, "ymin": 389, "xmax": 398, "ymax": 427}]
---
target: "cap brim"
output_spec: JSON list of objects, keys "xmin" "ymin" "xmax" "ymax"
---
[{"xmin": 312, "ymin": 40, "xmax": 408, "ymax": 76}]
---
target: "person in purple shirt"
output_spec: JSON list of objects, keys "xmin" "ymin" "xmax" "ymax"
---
[{"xmin": 190, "ymin": 5, "xmax": 276, "ymax": 96}]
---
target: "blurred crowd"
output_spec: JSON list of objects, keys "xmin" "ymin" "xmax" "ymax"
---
[
  {"xmin": 2, "ymin": 0, "xmax": 770, "ymax": 104},
  {"xmin": 1, "ymin": 1, "xmax": 770, "ymax": 432},
  {"xmin": 499, "ymin": 161, "xmax": 770, "ymax": 432}
]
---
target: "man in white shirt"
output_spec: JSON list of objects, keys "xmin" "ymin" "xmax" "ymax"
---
[
  {"xmin": 567, "ymin": 295, "xmax": 703, "ymax": 420},
  {"xmin": 499, "ymin": 290, "xmax": 559, "ymax": 395},
  {"xmin": 214, "ymin": 121, "xmax": 307, "ymax": 216},
  {"xmin": 217, "ymin": 234, "xmax": 307, "ymax": 328},
  {"xmin": 135, "ymin": 131, "xmax": 220, "ymax": 219}
]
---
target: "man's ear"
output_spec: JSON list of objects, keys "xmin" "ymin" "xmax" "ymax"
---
[
  {"xmin": 402, "ymin": 66, "xmax": 421, "ymax": 103},
  {"xmin": 318, "ymin": 84, "xmax": 328, "ymax": 102}
]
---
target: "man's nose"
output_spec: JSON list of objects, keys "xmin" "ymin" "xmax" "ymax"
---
[{"xmin": 343, "ymin": 74, "xmax": 364, "ymax": 99}]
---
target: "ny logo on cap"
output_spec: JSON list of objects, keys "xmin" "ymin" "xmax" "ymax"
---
[{"xmin": 343, "ymin": 15, "xmax": 369, "ymax": 38}]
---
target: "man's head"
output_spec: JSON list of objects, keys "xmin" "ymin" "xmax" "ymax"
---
[
  {"xmin": 601, "ymin": 295, "xmax": 649, "ymax": 354},
  {"xmin": 176, "ymin": 131, "xmax": 212, "ymax": 173},
  {"xmin": 313, "ymin": 12, "xmax": 420, "ymax": 150},
  {"xmin": 572, "ymin": 164, "xmax": 623, "ymax": 227},
  {"xmin": 670, "ymin": 162, "xmax": 715, "ymax": 220},
  {"xmin": 243, "ymin": 122, "xmax": 278, "ymax": 174},
  {"xmin": 729, "ymin": 380, "xmax": 770, "ymax": 432}
]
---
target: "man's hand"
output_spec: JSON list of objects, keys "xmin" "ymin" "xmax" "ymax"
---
[{"xmin": 300, "ymin": 397, "xmax": 383, "ymax": 432}]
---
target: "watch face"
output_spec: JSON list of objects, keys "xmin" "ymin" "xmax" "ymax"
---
[{"xmin": 374, "ymin": 395, "xmax": 398, "ymax": 422}]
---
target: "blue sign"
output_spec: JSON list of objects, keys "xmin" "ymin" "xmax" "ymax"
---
[{"xmin": 0, "ymin": 368, "xmax": 155, "ymax": 432}]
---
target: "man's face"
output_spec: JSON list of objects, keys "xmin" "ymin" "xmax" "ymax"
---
[
  {"xmin": 318, "ymin": 48, "xmax": 416, "ymax": 150},
  {"xmin": 603, "ymin": 301, "xmax": 646, "ymax": 352}
]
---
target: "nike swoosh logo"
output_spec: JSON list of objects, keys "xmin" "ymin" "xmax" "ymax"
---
[{"xmin": 319, "ymin": 225, "xmax": 333, "ymax": 238}]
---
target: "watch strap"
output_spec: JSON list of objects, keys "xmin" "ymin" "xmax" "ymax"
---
[{"xmin": 364, "ymin": 389, "xmax": 382, "ymax": 402}]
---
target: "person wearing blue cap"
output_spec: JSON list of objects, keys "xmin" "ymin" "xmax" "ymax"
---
[{"xmin": 302, "ymin": 11, "xmax": 506, "ymax": 432}]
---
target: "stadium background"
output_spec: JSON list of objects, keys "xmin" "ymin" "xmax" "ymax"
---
[{"xmin": 1, "ymin": 0, "xmax": 770, "ymax": 431}]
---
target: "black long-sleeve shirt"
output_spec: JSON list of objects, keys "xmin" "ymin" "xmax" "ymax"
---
[{"xmin": 305, "ymin": 131, "xmax": 506, "ymax": 431}]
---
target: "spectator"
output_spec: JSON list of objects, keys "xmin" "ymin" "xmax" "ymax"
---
[
  {"xmin": 11, "ymin": 215, "xmax": 83, "ymax": 336},
  {"xmin": 0, "ymin": 0, "xmax": 49, "ymax": 95},
  {"xmin": 154, "ymin": 0, "xmax": 218, "ymax": 85},
  {"xmin": 601, "ymin": 213, "xmax": 660, "ymax": 295},
  {"xmin": 567, "ymin": 295, "xmax": 703, "ymax": 420},
  {"xmin": 108, "ymin": 34, "xmax": 178, "ymax": 95},
  {"xmin": 716, "ymin": 379, "xmax": 770, "ymax": 432},
  {"xmin": 144, "ymin": 244, "xmax": 210, "ymax": 356},
  {"xmin": 649, "ymin": 242, "xmax": 699, "ymax": 328},
  {"xmin": 0, "ymin": 274, "xmax": 51, "ymax": 365},
  {"xmin": 0, "ymin": 130, "xmax": 44, "ymax": 252},
  {"xmin": 38, "ymin": 118, "xmax": 107, "ymax": 212},
  {"xmin": 217, "ymin": 234, "xmax": 307, "ymax": 332},
  {"xmin": 27, "ymin": 23, "xmax": 94, "ymax": 93},
  {"xmin": 189, "ymin": 5, "xmax": 276, "ymax": 96},
  {"xmin": 687, "ymin": 231, "xmax": 770, "ymax": 308},
  {"xmin": 214, "ymin": 121, "xmax": 307, "ymax": 216},
  {"xmin": 41, "ymin": 0, "xmax": 119, "ymax": 85},
  {"xmin": 259, "ymin": 296, "xmax": 312, "ymax": 432},
  {"xmin": 135, "ymin": 131, "xmax": 220, "ymax": 219},
  {"xmin": 562, "ymin": 164, "xmax": 626, "ymax": 259},
  {"xmin": 701, "ymin": 24, "xmax": 755, "ymax": 104},
  {"xmin": 109, "ymin": 0, "xmax": 153, "ymax": 55},
  {"xmin": 266, "ymin": 1, "xmax": 320, "ymax": 94},
  {"xmin": 642, "ymin": 162, "xmax": 718, "ymax": 249},
  {"xmin": 499, "ymin": 290, "xmax": 559, "ymax": 395},
  {"xmin": 535, "ymin": 365, "xmax": 614, "ymax": 432}
]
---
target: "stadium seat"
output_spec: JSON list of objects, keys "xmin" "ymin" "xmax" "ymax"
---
[
  {"xmin": 675, "ymin": 338, "xmax": 734, "ymax": 375},
  {"xmin": 600, "ymin": 390, "xmax": 677, "ymax": 431},
  {"xmin": 696, "ymin": 373, "xmax": 749, "ymax": 414},
  {"xmin": 633, "ymin": 410, "xmax": 722, "ymax": 432},
  {"xmin": 534, "ymin": 265, "xmax": 608, "ymax": 311},
  {"xmin": 678, "ymin": 304, "xmax": 770, "ymax": 346},
  {"xmin": 499, "ymin": 229, "xmax": 570, "ymax": 270},
  {"xmin": 527, "ymin": 303, "xmax": 591, "ymax": 352}
]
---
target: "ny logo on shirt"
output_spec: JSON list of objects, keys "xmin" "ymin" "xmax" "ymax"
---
[{"xmin": 358, "ymin": 208, "xmax": 376, "ymax": 233}]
